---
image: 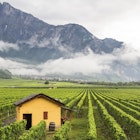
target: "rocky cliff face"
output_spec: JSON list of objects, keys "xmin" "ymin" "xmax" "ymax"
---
[{"xmin": 0, "ymin": 2, "xmax": 123, "ymax": 63}]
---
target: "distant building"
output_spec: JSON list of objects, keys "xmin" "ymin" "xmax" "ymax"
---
[{"xmin": 14, "ymin": 93, "xmax": 71, "ymax": 130}]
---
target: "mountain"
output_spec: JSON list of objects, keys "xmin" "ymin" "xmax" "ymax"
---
[
  {"xmin": 0, "ymin": 2, "xmax": 123, "ymax": 63},
  {"xmin": 0, "ymin": 2, "xmax": 140, "ymax": 82},
  {"xmin": 0, "ymin": 69, "xmax": 12, "ymax": 79}
]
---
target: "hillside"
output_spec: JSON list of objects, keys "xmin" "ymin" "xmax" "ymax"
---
[{"xmin": 0, "ymin": 69, "xmax": 12, "ymax": 79}]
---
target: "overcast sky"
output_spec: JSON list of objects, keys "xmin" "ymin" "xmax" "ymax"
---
[{"xmin": 0, "ymin": 0, "xmax": 140, "ymax": 50}]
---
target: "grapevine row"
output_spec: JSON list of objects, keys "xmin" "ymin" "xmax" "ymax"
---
[
  {"xmin": 92, "ymin": 93, "xmax": 127, "ymax": 140},
  {"xmin": 0, "ymin": 120, "xmax": 26, "ymax": 140},
  {"xmin": 66, "ymin": 90, "xmax": 85, "ymax": 108},
  {"xmin": 77, "ymin": 92, "xmax": 87, "ymax": 109},
  {"xmin": 87, "ymin": 91, "xmax": 97, "ymax": 140},
  {"xmin": 19, "ymin": 120, "xmax": 46, "ymax": 140},
  {"xmin": 95, "ymin": 93, "xmax": 140, "ymax": 138},
  {"xmin": 99, "ymin": 93, "xmax": 140, "ymax": 112},
  {"xmin": 0, "ymin": 104, "xmax": 16, "ymax": 126},
  {"xmin": 53, "ymin": 121, "xmax": 71, "ymax": 140},
  {"xmin": 99, "ymin": 94, "xmax": 140, "ymax": 120}
]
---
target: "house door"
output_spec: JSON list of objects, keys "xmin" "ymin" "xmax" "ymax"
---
[{"xmin": 23, "ymin": 114, "xmax": 32, "ymax": 130}]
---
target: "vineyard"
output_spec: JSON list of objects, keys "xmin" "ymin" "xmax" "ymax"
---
[{"xmin": 0, "ymin": 81, "xmax": 140, "ymax": 140}]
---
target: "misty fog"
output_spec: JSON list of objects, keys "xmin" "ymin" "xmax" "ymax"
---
[{"xmin": 0, "ymin": 41, "xmax": 140, "ymax": 81}]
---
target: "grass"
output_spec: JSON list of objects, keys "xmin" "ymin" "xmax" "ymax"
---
[
  {"xmin": 93, "ymin": 104, "xmax": 111, "ymax": 140},
  {"xmin": 46, "ymin": 131, "xmax": 55, "ymax": 140},
  {"xmin": 0, "ymin": 78, "xmax": 45, "ymax": 87},
  {"xmin": 68, "ymin": 118, "xmax": 88, "ymax": 140},
  {"xmin": 0, "ymin": 78, "xmax": 93, "ymax": 88},
  {"xmin": 46, "ymin": 117, "xmax": 88, "ymax": 140},
  {"xmin": 68, "ymin": 104, "xmax": 88, "ymax": 140}
]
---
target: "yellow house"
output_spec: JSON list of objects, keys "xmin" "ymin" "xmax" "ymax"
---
[{"xmin": 14, "ymin": 93, "xmax": 66, "ymax": 130}]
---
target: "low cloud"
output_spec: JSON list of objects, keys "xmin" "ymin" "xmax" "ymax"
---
[
  {"xmin": 38, "ymin": 51, "xmax": 115, "ymax": 75},
  {"xmin": 0, "ymin": 41, "xmax": 19, "ymax": 52},
  {"xmin": 1, "ymin": 44, "xmax": 140, "ymax": 80},
  {"xmin": 0, "ymin": 57, "xmax": 39, "ymax": 75},
  {"xmin": 113, "ymin": 45, "xmax": 140, "ymax": 65},
  {"xmin": 20, "ymin": 35, "xmax": 62, "ymax": 49}
]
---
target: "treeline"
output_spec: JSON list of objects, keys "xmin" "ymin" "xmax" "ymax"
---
[
  {"xmin": 43, "ymin": 79, "xmax": 140, "ymax": 86},
  {"xmin": 12, "ymin": 74, "xmax": 140, "ymax": 87},
  {"xmin": 78, "ymin": 81, "xmax": 140, "ymax": 86}
]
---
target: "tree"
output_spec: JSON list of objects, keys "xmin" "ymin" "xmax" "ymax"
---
[{"xmin": 44, "ymin": 80, "xmax": 49, "ymax": 84}]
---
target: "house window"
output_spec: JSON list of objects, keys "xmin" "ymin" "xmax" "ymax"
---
[{"xmin": 43, "ymin": 112, "xmax": 48, "ymax": 119}]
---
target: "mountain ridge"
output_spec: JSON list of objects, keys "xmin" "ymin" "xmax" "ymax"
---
[
  {"xmin": 0, "ymin": 2, "xmax": 140, "ymax": 82},
  {"xmin": 0, "ymin": 2, "xmax": 123, "ymax": 63}
]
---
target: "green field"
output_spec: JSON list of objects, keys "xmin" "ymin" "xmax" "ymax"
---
[
  {"xmin": 0, "ymin": 78, "xmax": 94, "ymax": 88},
  {"xmin": 0, "ymin": 78, "xmax": 140, "ymax": 140}
]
